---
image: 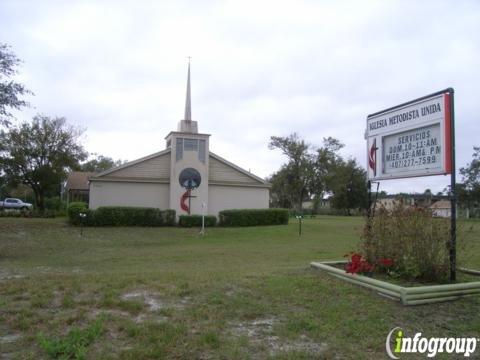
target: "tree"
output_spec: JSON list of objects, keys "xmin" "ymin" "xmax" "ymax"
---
[
  {"xmin": 312, "ymin": 137, "xmax": 345, "ymax": 202},
  {"xmin": 268, "ymin": 164, "xmax": 304, "ymax": 209},
  {"xmin": 311, "ymin": 137, "xmax": 368, "ymax": 213},
  {"xmin": 0, "ymin": 115, "xmax": 87, "ymax": 210},
  {"xmin": 423, "ymin": 188, "xmax": 433, "ymax": 203},
  {"xmin": 456, "ymin": 146, "xmax": 480, "ymax": 211},
  {"xmin": 328, "ymin": 158, "xmax": 368, "ymax": 214},
  {"xmin": 269, "ymin": 133, "xmax": 314, "ymax": 212},
  {"xmin": 460, "ymin": 147, "xmax": 480, "ymax": 192},
  {"xmin": 455, "ymin": 183, "xmax": 471, "ymax": 208},
  {"xmin": 268, "ymin": 134, "xmax": 368, "ymax": 213},
  {"xmin": 80, "ymin": 154, "xmax": 123, "ymax": 173},
  {"xmin": 0, "ymin": 43, "xmax": 32, "ymax": 126}
]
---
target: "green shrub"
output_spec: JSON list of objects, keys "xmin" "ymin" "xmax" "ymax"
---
[
  {"xmin": 315, "ymin": 207, "xmax": 357, "ymax": 216},
  {"xmin": 95, "ymin": 206, "xmax": 156, "ymax": 226},
  {"xmin": 162, "ymin": 209, "xmax": 176, "ymax": 226},
  {"xmin": 68, "ymin": 204, "xmax": 175, "ymax": 227},
  {"xmin": 289, "ymin": 208, "xmax": 353, "ymax": 217},
  {"xmin": 0, "ymin": 209, "xmax": 56, "ymax": 218},
  {"xmin": 219, "ymin": 208, "xmax": 289, "ymax": 226},
  {"xmin": 0, "ymin": 209, "xmax": 24, "ymax": 218},
  {"xmin": 45, "ymin": 196, "xmax": 67, "ymax": 212},
  {"xmin": 84, "ymin": 206, "xmax": 176, "ymax": 227},
  {"xmin": 32, "ymin": 209, "xmax": 56, "ymax": 218},
  {"xmin": 67, "ymin": 202, "xmax": 91, "ymax": 225},
  {"xmin": 361, "ymin": 203, "xmax": 451, "ymax": 282},
  {"xmin": 178, "ymin": 214, "xmax": 217, "ymax": 227}
]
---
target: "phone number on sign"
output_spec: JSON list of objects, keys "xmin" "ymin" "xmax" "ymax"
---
[{"xmin": 388, "ymin": 155, "xmax": 438, "ymax": 169}]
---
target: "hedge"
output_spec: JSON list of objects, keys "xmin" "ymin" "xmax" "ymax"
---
[
  {"xmin": 67, "ymin": 203, "xmax": 175, "ymax": 226},
  {"xmin": 178, "ymin": 214, "xmax": 217, "ymax": 227},
  {"xmin": 67, "ymin": 202, "xmax": 92, "ymax": 225},
  {"xmin": 218, "ymin": 208, "xmax": 289, "ymax": 226},
  {"xmin": 0, "ymin": 209, "xmax": 56, "ymax": 218},
  {"xmin": 290, "ymin": 208, "xmax": 361, "ymax": 217}
]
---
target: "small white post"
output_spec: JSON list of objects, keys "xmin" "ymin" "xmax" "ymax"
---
[
  {"xmin": 79, "ymin": 212, "xmax": 87, "ymax": 236},
  {"xmin": 200, "ymin": 202, "xmax": 206, "ymax": 236}
]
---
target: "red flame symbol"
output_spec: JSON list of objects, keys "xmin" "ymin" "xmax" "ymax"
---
[
  {"xmin": 369, "ymin": 139, "xmax": 377, "ymax": 177},
  {"xmin": 180, "ymin": 190, "xmax": 190, "ymax": 213}
]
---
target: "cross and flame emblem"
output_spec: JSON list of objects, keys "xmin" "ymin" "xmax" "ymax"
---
[{"xmin": 369, "ymin": 139, "xmax": 378, "ymax": 177}]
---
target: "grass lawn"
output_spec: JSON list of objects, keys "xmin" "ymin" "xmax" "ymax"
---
[{"xmin": 1, "ymin": 216, "xmax": 480, "ymax": 359}]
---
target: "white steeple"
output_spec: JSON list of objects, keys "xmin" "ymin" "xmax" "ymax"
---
[
  {"xmin": 178, "ymin": 59, "xmax": 198, "ymax": 133},
  {"xmin": 184, "ymin": 60, "xmax": 192, "ymax": 120}
]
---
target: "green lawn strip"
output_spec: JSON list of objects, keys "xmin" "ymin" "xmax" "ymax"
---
[{"xmin": 0, "ymin": 216, "xmax": 479, "ymax": 359}]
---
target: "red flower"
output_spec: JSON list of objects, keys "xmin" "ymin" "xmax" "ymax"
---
[
  {"xmin": 379, "ymin": 258, "xmax": 394, "ymax": 267},
  {"xmin": 345, "ymin": 253, "xmax": 374, "ymax": 275}
]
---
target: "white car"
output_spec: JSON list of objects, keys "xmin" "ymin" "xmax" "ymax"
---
[{"xmin": 0, "ymin": 198, "xmax": 33, "ymax": 210}]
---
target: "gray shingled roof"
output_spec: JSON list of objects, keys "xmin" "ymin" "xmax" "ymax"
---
[{"xmin": 65, "ymin": 172, "xmax": 95, "ymax": 191}]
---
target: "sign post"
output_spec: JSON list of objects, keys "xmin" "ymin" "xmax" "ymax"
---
[
  {"xmin": 200, "ymin": 202, "xmax": 206, "ymax": 236},
  {"xmin": 448, "ymin": 91, "xmax": 456, "ymax": 281},
  {"xmin": 295, "ymin": 215, "xmax": 302, "ymax": 236},
  {"xmin": 365, "ymin": 88, "xmax": 456, "ymax": 281}
]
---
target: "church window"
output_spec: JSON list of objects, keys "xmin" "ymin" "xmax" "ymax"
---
[
  {"xmin": 199, "ymin": 139, "xmax": 206, "ymax": 163},
  {"xmin": 184, "ymin": 138, "xmax": 198, "ymax": 151},
  {"xmin": 176, "ymin": 138, "xmax": 183, "ymax": 161}
]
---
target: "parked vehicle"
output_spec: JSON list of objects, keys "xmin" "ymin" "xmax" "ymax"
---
[{"xmin": 0, "ymin": 198, "xmax": 33, "ymax": 210}]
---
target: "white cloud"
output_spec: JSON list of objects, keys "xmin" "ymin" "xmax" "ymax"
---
[{"xmin": 2, "ymin": 0, "xmax": 480, "ymax": 193}]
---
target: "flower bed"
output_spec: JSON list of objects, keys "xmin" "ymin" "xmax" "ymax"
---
[{"xmin": 311, "ymin": 260, "xmax": 480, "ymax": 306}]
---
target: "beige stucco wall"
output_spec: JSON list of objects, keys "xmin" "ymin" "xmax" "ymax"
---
[
  {"xmin": 89, "ymin": 181, "xmax": 170, "ymax": 209},
  {"xmin": 168, "ymin": 133, "xmax": 210, "ymax": 217},
  {"xmin": 108, "ymin": 153, "xmax": 170, "ymax": 179},
  {"xmin": 208, "ymin": 185, "xmax": 269, "ymax": 216},
  {"xmin": 209, "ymin": 156, "xmax": 258, "ymax": 184}
]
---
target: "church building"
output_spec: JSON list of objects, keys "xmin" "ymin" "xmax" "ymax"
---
[{"xmin": 89, "ymin": 63, "xmax": 270, "ymax": 216}]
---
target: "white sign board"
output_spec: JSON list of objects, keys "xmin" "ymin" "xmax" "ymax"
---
[{"xmin": 366, "ymin": 90, "xmax": 452, "ymax": 180}]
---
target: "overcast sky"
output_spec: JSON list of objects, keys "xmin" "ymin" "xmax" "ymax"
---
[{"xmin": 1, "ymin": 0, "xmax": 479, "ymax": 194}]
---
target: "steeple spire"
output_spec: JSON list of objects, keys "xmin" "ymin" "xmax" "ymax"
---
[
  {"xmin": 177, "ymin": 58, "xmax": 198, "ymax": 133},
  {"xmin": 184, "ymin": 58, "xmax": 192, "ymax": 121}
]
